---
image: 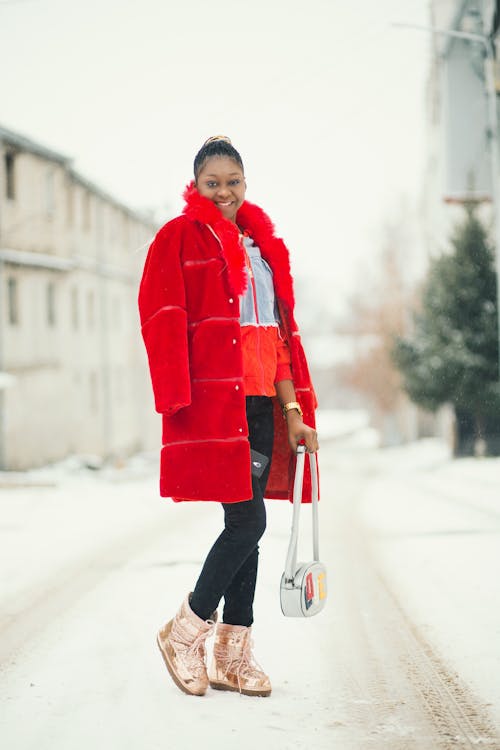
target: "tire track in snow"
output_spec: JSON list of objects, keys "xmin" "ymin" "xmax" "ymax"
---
[
  {"xmin": 353, "ymin": 508, "xmax": 500, "ymax": 747},
  {"xmin": 372, "ymin": 562, "xmax": 500, "ymax": 748},
  {"xmin": 323, "ymin": 448, "xmax": 500, "ymax": 749}
]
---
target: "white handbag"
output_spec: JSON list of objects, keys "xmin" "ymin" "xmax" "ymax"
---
[{"xmin": 280, "ymin": 445, "xmax": 327, "ymax": 617}]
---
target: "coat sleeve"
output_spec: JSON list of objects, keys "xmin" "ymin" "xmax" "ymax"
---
[
  {"xmin": 138, "ymin": 220, "xmax": 191, "ymax": 415},
  {"xmin": 275, "ymin": 333, "xmax": 293, "ymax": 383}
]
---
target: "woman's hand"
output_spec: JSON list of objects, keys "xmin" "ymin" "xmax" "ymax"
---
[
  {"xmin": 285, "ymin": 410, "xmax": 319, "ymax": 453},
  {"xmin": 274, "ymin": 380, "xmax": 318, "ymax": 453}
]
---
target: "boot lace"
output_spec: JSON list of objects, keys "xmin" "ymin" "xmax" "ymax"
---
[
  {"xmin": 170, "ymin": 619, "xmax": 216, "ymax": 677},
  {"xmin": 215, "ymin": 631, "xmax": 265, "ymax": 693}
]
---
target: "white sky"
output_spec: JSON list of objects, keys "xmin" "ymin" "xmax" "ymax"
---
[{"xmin": 0, "ymin": 0, "xmax": 430, "ymax": 315}]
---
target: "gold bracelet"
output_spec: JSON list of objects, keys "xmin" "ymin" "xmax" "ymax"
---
[{"xmin": 282, "ymin": 401, "xmax": 303, "ymax": 419}]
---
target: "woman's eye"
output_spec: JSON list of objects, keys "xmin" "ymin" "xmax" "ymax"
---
[
  {"xmin": 206, "ymin": 181, "xmax": 217, "ymax": 189},
  {"xmin": 229, "ymin": 179, "xmax": 240, "ymax": 186}
]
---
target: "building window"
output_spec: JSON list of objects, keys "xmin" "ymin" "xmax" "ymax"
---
[
  {"xmin": 114, "ymin": 366, "xmax": 124, "ymax": 401},
  {"xmin": 87, "ymin": 290, "xmax": 95, "ymax": 329},
  {"xmin": 122, "ymin": 213, "xmax": 129, "ymax": 246},
  {"xmin": 47, "ymin": 282, "xmax": 56, "ymax": 326},
  {"xmin": 113, "ymin": 296, "xmax": 121, "ymax": 329},
  {"xmin": 89, "ymin": 371, "xmax": 98, "ymax": 412},
  {"xmin": 95, "ymin": 200, "xmax": 104, "ymax": 240},
  {"xmin": 5, "ymin": 151, "xmax": 16, "ymax": 200},
  {"xmin": 66, "ymin": 179, "xmax": 74, "ymax": 227},
  {"xmin": 83, "ymin": 191, "xmax": 92, "ymax": 232},
  {"xmin": 45, "ymin": 170, "xmax": 55, "ymax": 216},
  {"xmin": 7, "ymin": 277, "xmax": 19, "ymax": 325},
  {"xmin": 71, "ymin": 287, "xmax": 79, "ymax": 329}
]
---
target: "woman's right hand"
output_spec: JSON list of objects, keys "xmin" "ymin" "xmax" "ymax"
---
[{"xmin": 285, "ymin": 411, "xmax": 319, "ymax": 453}]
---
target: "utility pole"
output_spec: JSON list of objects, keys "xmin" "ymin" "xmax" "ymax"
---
[{"xmin": 394, "ymin": 22, "xmax": 500, "ymax": 380}]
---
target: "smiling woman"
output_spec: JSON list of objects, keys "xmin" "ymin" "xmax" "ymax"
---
[
  {"xmin": 138, "ymin": 134, "xmax": 319, "ymax": 700},
  {"xmin": 194, "ymin": 137, "xmax": 246, "ymax": 223}
]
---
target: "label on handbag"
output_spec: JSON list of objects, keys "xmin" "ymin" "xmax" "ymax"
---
[
  {"xmin": 318, "ymin": 571, "xmax": 327, "ymax": 601},
  {"xmin": 305, "ymin": 572, "xmax": 314, "ymax": 609}
]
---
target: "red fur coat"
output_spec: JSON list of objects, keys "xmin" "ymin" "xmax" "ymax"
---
[{"xmin": 138, "ymin": 183, "xmax": 317, "ymax": 503}]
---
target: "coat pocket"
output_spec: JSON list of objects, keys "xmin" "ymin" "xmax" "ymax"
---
[
  {"xmin": 162, "ymin": 378, "xmax": 247, "ymax": 444},
  {"xmin": 189, "ymin": 319, "xmax": 242, "ymax": 380}
]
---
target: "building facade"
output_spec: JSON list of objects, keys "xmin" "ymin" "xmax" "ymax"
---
[
  {"xmin": 423, "ymin": 0, "xmax": 500, "ymax": 256},
  {"xmin": 0, "ymin": 125, "xmax": 159, "ymax": 470}
]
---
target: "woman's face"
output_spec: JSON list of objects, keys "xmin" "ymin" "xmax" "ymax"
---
[{"xmin": 196, "ymin": 156, "xmax": 246, "ymax": 224}]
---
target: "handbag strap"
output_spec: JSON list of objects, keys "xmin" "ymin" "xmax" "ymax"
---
[{"xmin": 283, "ymin": 445, "xmax": 320, "ymax": 582}]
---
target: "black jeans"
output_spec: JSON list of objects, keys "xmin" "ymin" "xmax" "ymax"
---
[{"xmin": 189, "ymin": 396, "xmax": 274, "ymax": 627}]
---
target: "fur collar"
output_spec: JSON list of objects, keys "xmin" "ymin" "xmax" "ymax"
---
[{"xmin": 182, "ymin": 182, "xmax": 295, "ymax": 316}]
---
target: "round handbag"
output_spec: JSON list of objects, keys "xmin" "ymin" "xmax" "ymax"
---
[{"xmin": 280, "ymin": 445, "xmax": 327, "ymax": 618}]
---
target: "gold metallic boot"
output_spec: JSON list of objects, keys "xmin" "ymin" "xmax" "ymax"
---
[
  {"xmin": 209, "ymin": 623, "xmax": 272, "ymax": 697},
  {"xmin": 157, "ymin": 595, "xmax": 217, "ymax": 696}
]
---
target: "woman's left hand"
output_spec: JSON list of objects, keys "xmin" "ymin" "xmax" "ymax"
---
[{"xmin": 285, "ymin": 411, "xmax": 319, "ymax": 453}]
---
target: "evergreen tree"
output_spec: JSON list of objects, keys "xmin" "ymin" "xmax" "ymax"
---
[{"xmin": 393, "ymin": 205, "xmax": 500, "ymax": 445}]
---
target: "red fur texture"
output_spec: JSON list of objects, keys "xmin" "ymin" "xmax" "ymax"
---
[{"xmin": 138, "ymin": 185, "xmax": 317, "ymax": 503}]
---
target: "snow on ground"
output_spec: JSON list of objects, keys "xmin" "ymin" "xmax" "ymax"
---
[
  {"xmin": 356, "ymin": 437, "xmax": 500, "ymax": 728},
  {"xmin": 1, "ymin": 418, "xmax": 500, "ymax": 748},
  {"xmin": 0, "ymin": 448, "xmax": 340, "ymax": 750}
]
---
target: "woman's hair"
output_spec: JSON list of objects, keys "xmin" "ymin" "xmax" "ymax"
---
[{"xmin": 194, "ymin": 136, "xmax": 244, "ymax": 181}]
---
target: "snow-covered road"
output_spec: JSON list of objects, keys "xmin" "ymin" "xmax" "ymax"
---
[{"xmin": 1, "ymin": 434, "xmax": 499, "ymax": 749}]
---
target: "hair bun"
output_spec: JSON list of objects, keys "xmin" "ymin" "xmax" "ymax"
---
[
  {"xmin": 203, "ymin": 135, "xmax": 232, "ymax": 146},
  {"xmin": 194, "ymin": 136, "xmax": 243, "ymax": 179}
]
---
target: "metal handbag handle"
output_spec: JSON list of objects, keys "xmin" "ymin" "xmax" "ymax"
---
[{"xmin": 283, "ymin": 445, "xmax": 320, "ymax": 582}]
